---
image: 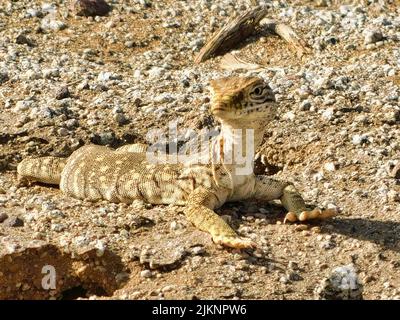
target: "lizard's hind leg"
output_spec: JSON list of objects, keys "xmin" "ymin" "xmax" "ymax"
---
[{"xmin": 17, "ymin": 156, "xmax": 67, "ymax": 185}]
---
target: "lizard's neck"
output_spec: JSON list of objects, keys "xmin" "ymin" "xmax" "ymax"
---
[{"xmin": 211, "ymin": 119, "xmax": 265, "ymax": 175}]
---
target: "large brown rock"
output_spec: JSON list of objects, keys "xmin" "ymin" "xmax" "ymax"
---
[{"xmin": 71, "ymin": 0, "xmax": 111, "ymax": 17}]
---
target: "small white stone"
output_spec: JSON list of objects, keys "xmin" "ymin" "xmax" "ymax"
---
[
  {"xmin": 97, "ymin": 71, "xmax": 112, "ymax": 81},
  {"xmin": 41, "ymin": 201, "xmax": 56, "ymax": 211},
  {"xmin": 140, "ymin": 270, "xmax": 153, "ymax": 278},
  {"xmin": 364, "ymin": 30, "xmax": 383, "ymax": 45},
  {"xmin": 42, "ymin": 68, "xmax": 60, "ymax": 79},
  {"xmin": 57, "ymin": 128, "xmax": 69, "ymax": 136},
  {"xmin": 24, "ymin": 69, "xmax": 41, "ymax": 80},
  {"xmin": 94, "ymin": 240, "xmax": 106, "ymax": 257},
  {"xmin": 313, "ymin": 171, "xmax": 324, "ymax": 182},
  {"xmin": 279, "ymin": 275, "xmax": 289, "ymax": 284},
  {"xmin": 352, "ymin": 134, "xmax": 368, "ymax": 145},
  {"xmin": 41, "ymin": 18, "xmax": 66, "ymax": 31},
  {"xmin": 283, "ymin": 111, "xmax": 295, "ymax": 121},
  {"xmin": 153, "ymin": 93, "xmax": 175, "ymax": 103},
  {"xmin": 322, "ymin": 108, "xmax": 334, "ymax": 120},
  {"xmin": 161, "ymin": 285, "xmax": 175, "ymax": 292},
  {"xmin": 191, "ymin": 246, "xmax": 205, "ymax": 255},
  {"xmin": 15, "ymin": 100, "xmax": 33, "ymax": 111},
  {"xmin": 324, "ymin": 162, "xmax": 336, "ymax": 172},
  {"xmin": 170, "ymin": 221, "xmax": 182, "ymax": 231},
  {"xmin": 148, "ymin": 67, "xmax": 165, "ymax": 78}
]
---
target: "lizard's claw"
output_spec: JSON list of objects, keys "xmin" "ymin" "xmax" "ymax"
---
[
  {"xmin": 283, "ymin": 208, "xmax": 336, "ymax": 223},
  {"xmin": 213, "ymin": 235, "xmax": 257, "ymax": 249}
]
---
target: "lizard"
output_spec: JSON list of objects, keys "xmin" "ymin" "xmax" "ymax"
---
[{"xmin": 17, "ymin": 76, "xmax": 336, "ymax": 249}]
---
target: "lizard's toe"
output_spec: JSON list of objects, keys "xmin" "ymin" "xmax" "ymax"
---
[
  {"xmin": 213, "ymin": 235, "xmax": 256, "ymax": 249},
  {"xmin": 283, "ymin": 212, "xmax": 298, "ymax": 223},
  {"xmin": 284, "ymin": 208, "xmax": 336, "ymax": 223},
  {"xmin": 298, "ymin": 207, "xmax": 336, "ymax": 221}
]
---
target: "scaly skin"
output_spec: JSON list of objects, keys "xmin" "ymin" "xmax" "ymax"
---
[{"xmin": 17, "ymin": 76, "xmax": 336, "ymax": 249}]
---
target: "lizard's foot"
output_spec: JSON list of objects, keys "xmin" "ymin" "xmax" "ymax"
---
[
  {"xmin": 283, "ymin": 208, "xmax": 336, "ymax": 223},
  {"xmin": 213, "ymin": 235, "xmax": 257, "ymax": 249}
]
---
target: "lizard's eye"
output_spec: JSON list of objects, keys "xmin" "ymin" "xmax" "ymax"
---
[{"xmin": 253, "ymin": 87, "xmax": 262, "ymax": 95}]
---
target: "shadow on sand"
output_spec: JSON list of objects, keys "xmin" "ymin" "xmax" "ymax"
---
[{"xmin": 321, "ymin": 217, "xmax": 400, "ymax": 253}]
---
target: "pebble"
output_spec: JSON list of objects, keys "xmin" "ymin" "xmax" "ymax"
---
[
  {"xmin": 15, "ymin": 100, "xmax": 33, "ymax": 111},
  {"xmin": 387, "ymin": 162, "xmax": 400, "ymax": 179},
  {"xmin": 282, "ymin": 111, "xmax": 295, "ymax": 121},
  {"xmin": 124, "ymin": 40, "xmax": 136, "ymax": 48},
  {"xmin": 323, "ymin": 162, "xmax": 336, "ymax": 172},
  {"xmin": 352, "ymin": 134, "xmax": 369, "ymax": 145},
  {"xmin": 288, "ymin": 271, "xmax": 303, "ymax": 281},
  {"xmin": 315, "ymin": 264, "xmax": 363, "ymax": 300},
  {"xmin": 161, "ymin": 285, "xmax": 175, "ymax": 292},
  {"xmin": 0, "ymin": 71, "xmax": 9, "ymax": 84},
  {"xmin": 113, "ymin": 113, "xmax": 127, "ymax": 125},
  {"xmin": 41, "ymin": 18, "xmax": 66, "ymax": 31},
  {"xmin": 72, "ymin": 0, "xmax": 112, "ymax": 17},
  {"xmin": 294, "ymin": 224, "xmax": 308, "ymax": 231},
  {"xmin": 191, "ymin": 246, "xmax": 205, "ymax": 255},
  {"xmin": 0, "ymin": 212, "xmax": 9, "ymax": 223},
  {"xmin": 4, "ymin": 216, "xmax": 24, "ymax": 227},
  {"xmin": 57, "ymin": 127, "xmax": 69, "ymax": 136},
  {"xmin": 321, "ymin": 108, "xmax": 334, "ymax": 120},
  {"xmin": 55, "ymin": 86, "xmax": 70, "ymax": 100},
  {"xmin": 148, "ymin": 67, "xmax": 165, "ymax": 78},
  {"xmin": 43, "ymin": 68, "xmax": 60, "ymax": 79},
  {"xmin": 279, "ymin": 275, "xmax": 289, "ymax": 284},
  {"xmin": 16, "ymin": 34, "xmax": 35, "ymax": 47},
  {"xmin": 364, "ymin": 30, "xmax": 383, "ymax": 45},
  {"xmin": 94, "ymin": 240, "xmax": 106, "ymax": 257},
  {"xmin": 140, "ymin": 269, "xmax": 153, "ymax": 278},
  {"xmin": 299, "ymin": 100, "xmax": 311, "ymax": 111}
]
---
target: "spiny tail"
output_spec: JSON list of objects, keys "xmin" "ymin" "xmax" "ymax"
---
[{"xmin": 17, "ymin": 157, "xmax": 67, "ymax": 185}]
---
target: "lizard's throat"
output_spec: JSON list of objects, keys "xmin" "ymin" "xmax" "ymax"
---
[
  {"xmin": 219, "ymin": 119, "xmax": 265, "ymax": 151},
  {"xmin": 211, "ymin": 120, "xmax": 264, "ymax": 172}
]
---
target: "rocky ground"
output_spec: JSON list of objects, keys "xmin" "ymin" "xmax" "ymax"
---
[{"xmin": 0, "ymin": 0, "xmax": 399, "ymax": 300}]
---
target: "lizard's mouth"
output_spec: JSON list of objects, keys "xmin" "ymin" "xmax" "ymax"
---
[{"xmin": 211, "ymin": 102, "xmax": 227, "ymax": 114}]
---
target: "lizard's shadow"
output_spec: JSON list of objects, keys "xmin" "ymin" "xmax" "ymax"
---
[
  {"xmin": 225, "ymin": 201, "xmax": 400, "ymax": 257},
  {"xmin": 319, "ymin": 217, "xmax": 400, "ymax": 254}
]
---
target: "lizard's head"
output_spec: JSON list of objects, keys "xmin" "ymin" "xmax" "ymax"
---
[{"xmin": 209, "ymin": 76, "xmax": 277, "ymax": 122}]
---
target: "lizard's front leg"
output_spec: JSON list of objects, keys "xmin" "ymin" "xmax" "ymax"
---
[
  {"xmin": 184, "ymin": 187, "xmax": 256, "ymax": 249},
  {"xmin": 252, "ymin": 176, "xmax": 336, "ymax": 223}
]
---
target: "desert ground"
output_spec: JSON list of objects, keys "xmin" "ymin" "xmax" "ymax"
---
[{"xmin": 0, "ymin": 0, "xmax": 399, "ymax": 299}]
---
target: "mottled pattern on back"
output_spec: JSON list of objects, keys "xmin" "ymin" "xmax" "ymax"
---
[{"xmin": 60, "ymin": 145, "xmax": 219, "ymax": 205}]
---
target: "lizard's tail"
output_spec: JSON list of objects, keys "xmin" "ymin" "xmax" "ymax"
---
[{"xmin": 17, "ymin": 157, "xmax": 67, "ymax": 185}]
